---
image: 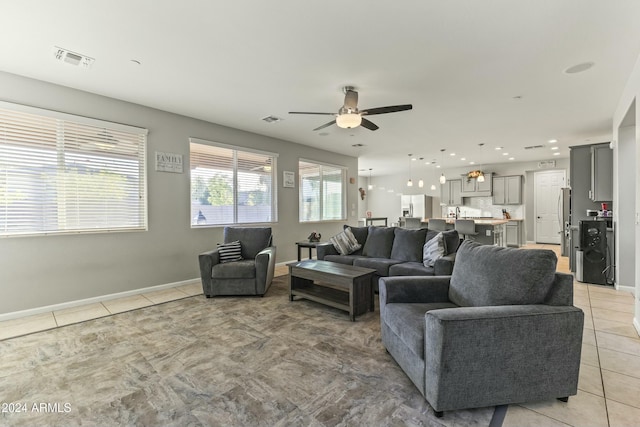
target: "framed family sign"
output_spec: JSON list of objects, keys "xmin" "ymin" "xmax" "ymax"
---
[{"xmin": 283, "ymin": 171, "xmax": 295, "ymax": 188}]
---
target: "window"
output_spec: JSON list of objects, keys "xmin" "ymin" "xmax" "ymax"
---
[
  {"xmin": 190, "ymin": 138, "xmax": 277, "ymax": 226},
  {"xmin": 0, "ymin": 102, "xmax": 147, "ymax": 237},
  {"xmin": 299, "ymin": 159, "xmax": 346, "ymax": 222}
]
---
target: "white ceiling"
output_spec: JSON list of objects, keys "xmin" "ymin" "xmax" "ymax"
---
[{"xmin": 1, "ymin": 1, "xmax": 640, "ymax": 176}]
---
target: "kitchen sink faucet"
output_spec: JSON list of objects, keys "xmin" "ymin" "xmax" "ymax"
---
[{"xmin": 455, "ymin": 207, "xmax": 460, "ymax": 219}]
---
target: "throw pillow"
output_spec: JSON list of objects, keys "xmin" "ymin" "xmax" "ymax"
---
[
  {"xmin": 217, "ymin": 240, "xmax": 243, "ymax": 263},
  {"xmin": 423, "ymin": 232, "xmax": 446, "ymax": 267},
  {"xmin": 330, "ymin": 227, "xmax": 362, "ymax": 255}
]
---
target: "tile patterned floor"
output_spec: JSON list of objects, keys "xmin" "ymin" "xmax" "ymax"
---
[{"xmin": 0, "ymin": 246, "xmax": 638, "ymax": 426}]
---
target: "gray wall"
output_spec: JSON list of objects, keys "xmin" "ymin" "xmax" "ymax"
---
[{"xmin": 0, "ymin": 71, "xmax": 358, "ymax": 314}]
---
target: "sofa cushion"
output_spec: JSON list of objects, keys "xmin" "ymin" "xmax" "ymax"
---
[
  {"xmin": 362, "ymin": 226, "xmax": 396, "ymax": 258},
  {"xmin": 390, "ymin": 228, "xmax": 428, "ymax": 262},
  {"xmin": 423, "ymin": 232, "xmax": 446, "ymax": 267},
  {"xmin": 384, "ymin": 302, "xmax": 459, "ymax": 358},
  {"xmin": 329, "ymin": 227, "xmax": 361, "ymax": 255},
  {"xmin": 224, "ymin": 227, "xmax": 272, "ymax": 259},
  {"xmin": 212, "ymin": 259, "xmax": 256, "ymax": 279},
  {"xmin": 354, "ymin": 257, "xmax": 404, "ymax": 277},
  {"xmin": 449, "ymin": 240, "xmax": 558, "ymax": 307},
  {"xmin": 389, "ymin": 262, "xmax": 435, "ymax": 276},
  {"xmin": 323, "ymin": 254, "xmax": 364, "ymax": 265}
]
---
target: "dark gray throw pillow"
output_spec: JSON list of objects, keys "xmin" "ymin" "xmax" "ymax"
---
[{"xmin": 390, "ymin": 228, "xmax": 428, "ymax": 262}]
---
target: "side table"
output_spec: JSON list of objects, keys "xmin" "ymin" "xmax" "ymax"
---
[{"xmin": 295, "ymin": 241, "xmax": 325, "ymax": 261}]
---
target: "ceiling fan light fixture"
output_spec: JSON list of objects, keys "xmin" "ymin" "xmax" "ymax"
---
[{"xmin": 336, "ymin": 113, "xmax": 362, "ymax": 129}]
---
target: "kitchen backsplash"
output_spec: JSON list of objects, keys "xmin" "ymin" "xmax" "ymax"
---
[{"xmin": 442, "ymin": 197, "xmax": 524, "ymax": 219}]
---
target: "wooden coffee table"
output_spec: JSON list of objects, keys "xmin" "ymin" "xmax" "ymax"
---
[{"xmin": 288, "ymin": 260, "xmax": 376, "ymax": 321}]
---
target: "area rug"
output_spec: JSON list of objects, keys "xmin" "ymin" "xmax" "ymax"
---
[{"xmin": 0, "ymin": 276, "xmax": 499, "ymax": 426}]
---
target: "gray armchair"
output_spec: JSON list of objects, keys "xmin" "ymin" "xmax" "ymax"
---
[
  {"xmin": 379, "ymin": 240, "xmax": 583, "ymax": 417},
  {"xmin": 199, "ymin": 227, "xmax": 276, "ymax": 297}
]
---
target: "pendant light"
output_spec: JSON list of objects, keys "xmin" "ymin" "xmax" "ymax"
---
[
  {"xmin": 430, "ymin": 160, "xmax": 437, "ymax": 190},
  {"xmin": 407, "ymin": 154, "xmax": 413, "ymax": 187},
  {"xmin": 367, "ymin": 168, "xmax": 373, "ymax": 190},
  {"xmin": 476, "ymin": 143, "xmax": 486, "ymax": 182},
  {"xmin": 418, "ymin": 157, "xmax": 424, "ymax": 187},
  {"xmin": 439, "ymin": 149, "xmax": 446, "ymax": 184}
]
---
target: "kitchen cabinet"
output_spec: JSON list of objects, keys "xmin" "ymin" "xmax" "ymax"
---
[
  {"xmin": 440, "ymin": 179, "xmax": 462, "ymax": 206},
  {"xmin": 492, "ymin": 175, "xmax": 522, "ymax": 205},
  {"xmin": 590, "ymin": 143, "xmax": 613, "ymax": 202},
  {"xmin": 506, "ymin": 221, "xmax": 521, "ymax": 247},
  {"xmin": 461, "ymin": 173, "xmax": 493, "ymax": 197}
]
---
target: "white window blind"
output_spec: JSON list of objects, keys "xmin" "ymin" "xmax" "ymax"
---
[
  {"xmin": 299, "ymin": 159, "xmax": 346, "ymax": 222},
  {"xmin": 190, "ymin": 139, "xmax": 277, "ymax": 226},
  {"xmin": 0, "ymin": 102, "xmax": 147, "ymax": 237}
]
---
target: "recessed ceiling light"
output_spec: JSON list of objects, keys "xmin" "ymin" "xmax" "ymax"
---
[
  {"xmin": 502, "ymin": 152, "xmax": 509, "ymax": 156},
  {"xmin": 411, "ymin": 158, "xmax": 417, "ymax": 161},
  {"xmin": 551, "ymin": 146, "xmax": 559, "ymax": 150},
  {"xmin": 495, "ymin": 147, "xmax": 502, "ymax": 150},
  {"xmin": 509, "ymin": 157, "xmax": 515, "ymax": 160},
  {"xmin": 450, "ymin": 153, "xmax": 456, "ymax": 156},
  {"xmin": 460, "ymin": 157, "xmax": 466, "ymax": 161},
  {"xmin": 436, "ymin": 165, "xmax": 441, "ymax": 168},
  {"xmin": 548, "ymin": 139, "xmax": 558, "ymax": 143},
  {"xmin": 564, "ymin": 62, "xmax": 595, "ymax": 74},
  {"xmin": 469, "ymin": 161, "xmax": 475, "ymax": 165},
  {"xmin": 553, "ymin": 152, "xmax": 561, "ymax": 156}
]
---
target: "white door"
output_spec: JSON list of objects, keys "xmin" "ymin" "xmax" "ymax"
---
[{"xmin": 534, "ymin": 170, "xmax": 566, "ymax": 244}]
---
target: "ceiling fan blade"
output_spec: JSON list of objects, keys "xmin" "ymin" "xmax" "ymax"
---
[
  {"xmin": 343, "ymin": 89, "xmax": 358, "ymax": 110},
  {"xmin": 313, "ymin": 120, "xmax": 336, "ymax": 131},
  {"xmin": 289, "ymin": 111, "xmax": 335, "ymax": 115},
  {"xmin": 360, "ymin": 118, "xmax": 379, "ymax": 131},
  {"xmin": 361, "ymin": 104, "xmax": 413, "ymax": 116}
]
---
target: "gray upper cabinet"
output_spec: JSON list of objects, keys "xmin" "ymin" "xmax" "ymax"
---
[
  {"xmin": 460, "ymin": 173, "xmax": 493, "ymax": 197},
  {"xmin": 441, "ymin": 179, "xmax": 462, "ymax": 206},
  {"xmin": 590, "ymin": 144, "xmax": 613, "ymax": 202},
  {"xmin": 492, "ymin": 175, "xmax": 522, "ymax": 205}
]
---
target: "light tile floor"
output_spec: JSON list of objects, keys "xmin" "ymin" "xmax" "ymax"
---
[{"xmin": 1, "ymin": 248, "xmax": 638, "ymax": 427}]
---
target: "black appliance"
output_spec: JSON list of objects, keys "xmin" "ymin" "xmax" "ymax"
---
[{"xmin": 577, "ymin": 220, "xmax": 607, "ymax": 285}]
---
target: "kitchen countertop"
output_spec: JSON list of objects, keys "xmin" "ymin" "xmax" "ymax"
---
[{"xmin": 424, "ymin": 218, "xmax": 515, "ymax": 225}]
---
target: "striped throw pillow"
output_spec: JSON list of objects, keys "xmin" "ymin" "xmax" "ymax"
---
[
  {"xmin": 423, "ymin": 232, "xmax": 446, "ymax": 267},
  {"xmin": 217, "ymin": 240, "xmax": 243, "ymax": 263},
  {"xmin": 330, "ymin": 227, "xmax": 362, "ymax": 255}
]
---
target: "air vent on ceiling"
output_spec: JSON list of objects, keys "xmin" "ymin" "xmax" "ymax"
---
[
  {"xmin": 53, "ymin": 46, "xmax": 94, "ymax": 68},
  {"xmin": 351, "ymin": 143, "xmax": 365, "ymax": 147},
  {"xmin": 524, "ymin": 145, "xmax": 544, "ymax": 150},
  {"xmin": 261, "ymin": 115, "xmax": 282, "ymax": 123}
]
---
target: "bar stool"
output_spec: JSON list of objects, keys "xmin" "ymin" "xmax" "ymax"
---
[
  {"xmin": 428, "ymin": 219, "xmax": 448, "ymax": 231},
  {"xmin": 455, "ymin": 219, "xmax": 478, "ymax": 240}
]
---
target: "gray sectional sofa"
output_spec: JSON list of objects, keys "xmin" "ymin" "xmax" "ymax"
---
[
  {"xmin": 316, "ymin": 226, "xmax": 460, "ymax": 291},
  {"xmin": 379, "ymin": 240, "xmax": 584, "ymax": 416}
]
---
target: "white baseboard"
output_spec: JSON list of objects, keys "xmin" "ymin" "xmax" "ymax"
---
[
  {"xmin": 616, "ymin": 285, "xmax": 635, "ymax": 294},
  {"xmin": 0, "ymin": 278, "xmax": 201, "ymax": 322},
  {"xmin": 635, "ymin": 317, "xmax": 640, "ymax": 337}
]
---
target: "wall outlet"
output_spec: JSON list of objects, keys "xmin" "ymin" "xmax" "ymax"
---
[{"xmin": 486, "ymin": 230, "xmax": 491, "ymax": 236}]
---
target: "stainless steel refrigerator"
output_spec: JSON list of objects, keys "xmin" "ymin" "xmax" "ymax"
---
[{"xmin": 559, "ymin": 188, "xmax": 571, "ymax": 257}]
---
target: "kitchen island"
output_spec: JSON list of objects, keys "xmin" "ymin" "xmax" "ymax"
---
[{"xmin": 422, "ymin": 218, "xmax": 511, "ymax": 246}]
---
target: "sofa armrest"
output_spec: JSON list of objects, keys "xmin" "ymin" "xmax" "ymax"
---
[
  {"xmin": 424, "ymin": 304, "xmax": 584, "ymax": 411},
  {"xmin": 434, "ymin": 252, "xmax": 456, "ymax": 275},
  {"xmin": 379, "ymin": 276, "xmax": 452, "ymax": 305},
  {"xmin": 199, "ymin": 249, "xmax": 221, "ymax": 296},
  {"xmin": 316, "ymin": 242, "xmax": 338, "ymax": 260},
  {"xmin": 255, "ymin": 246, "xmax": 277, "ymax": 294}
]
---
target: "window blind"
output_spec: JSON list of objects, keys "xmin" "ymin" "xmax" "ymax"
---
[
  {"xmin": 190, "ymin": 139, "xmax": 277, "ymax": 226},
  {"xmin": 299, "ymin": 159, "xmax": 346, "ymax": 222},
  {"xmin": 0, "ymin": 103, "xmax": 147, "ymax": 236}
]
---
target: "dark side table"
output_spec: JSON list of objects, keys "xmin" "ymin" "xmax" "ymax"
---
[{"xmin": 295, "ymin": 241, "xmax": 325, "ymax": 261}]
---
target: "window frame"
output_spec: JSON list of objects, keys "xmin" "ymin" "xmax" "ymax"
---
[
  {"xmin": 298, "ymin": 158, "xmax": 347, "ymax": 223},
  {"xmin": 189, "ymin": 138, "xmax": 278, "ymax": 227},
  {"xmin": 0, "ymin": 101, "xmax": 148, "ymax": 238}
]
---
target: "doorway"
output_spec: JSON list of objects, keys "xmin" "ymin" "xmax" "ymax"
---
[{"xmin": 534, "ymin": 170, "xmax": 566, "ymax": 244}]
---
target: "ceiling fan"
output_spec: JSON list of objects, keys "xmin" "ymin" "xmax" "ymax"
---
[{"xmin": 289, "ymin": 86, "xmax": 412, "ymax": 131}]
